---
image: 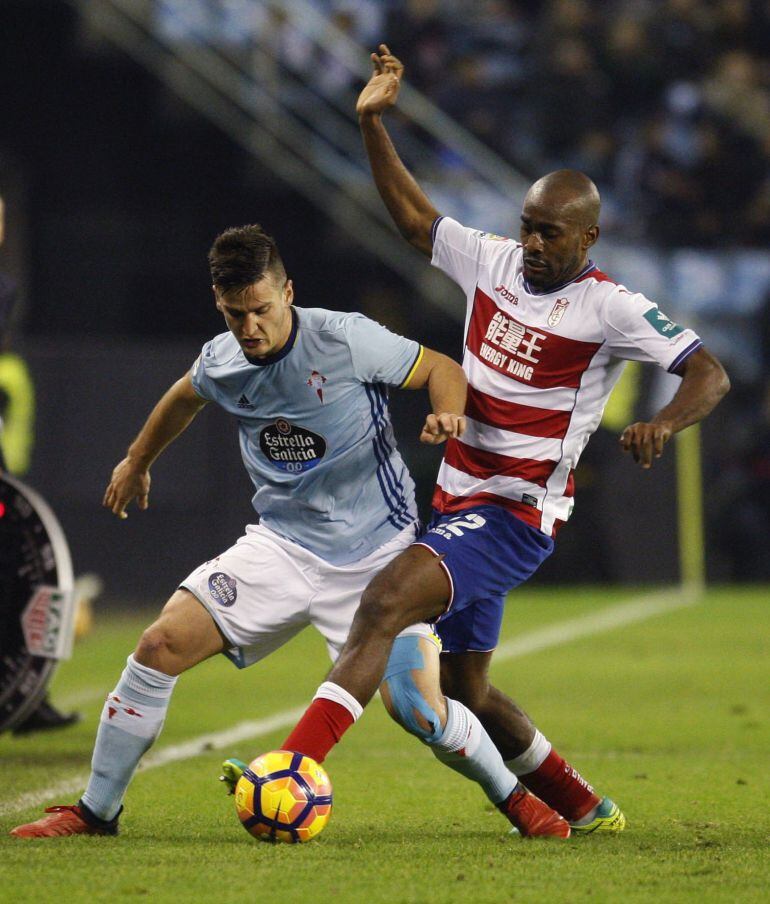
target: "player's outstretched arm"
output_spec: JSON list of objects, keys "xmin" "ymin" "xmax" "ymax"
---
[
  {"xmin": 620, "ymin": 347, "xmax": 729, "ymax": 468},
  {"xmin": 103, "ymin": 372, "xmax": 208, "ymax": 518},
  {"xmin": 357, "ymin": 44, "xmax": 439, "ymax": 257},
  {"xmin": 403, "ymin": 347, "xmax": 467, "ymax": 444}
]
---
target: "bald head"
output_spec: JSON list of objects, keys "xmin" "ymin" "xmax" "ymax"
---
[
  {"xmin": 519, "ymin": 170, "xmax": 601, "ymax": 292},
  {"xmin": 525, "ymin": 170, "xmax": 601, "ymax": 228}
]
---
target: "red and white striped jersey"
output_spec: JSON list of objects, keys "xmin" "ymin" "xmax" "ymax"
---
[{"xmin": 430, "ymin": 216, "xmax": 702, "ymax": 537}]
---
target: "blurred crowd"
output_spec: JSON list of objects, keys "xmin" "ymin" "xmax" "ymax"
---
[
  {"xmin": 289, "ymin": 0, "xmax": 770, "ymax": 576},
  {"xmin": 335, "ymin": 0, "xmax": 770, "ymax": 247},
  {"xmin": 156, "ymin": 0, "xmax": 770, "ymax": 245}
]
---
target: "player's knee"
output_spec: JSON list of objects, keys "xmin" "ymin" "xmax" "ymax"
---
[
  {"xmin": 134, "ymin": 622, "xmax": 179, "ymax": 672},
  {"xmin": 382, "ymin": 673, "xmax": 445, "ymax": 742},
  {"xmin": 381, "ymin": 636, "xmax": 446, "ymax": 743}
]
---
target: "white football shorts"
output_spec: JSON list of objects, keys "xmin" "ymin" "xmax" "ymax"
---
[{"xmin": 180, "ymin": 521, "xmax": 432, "ymax": 668}]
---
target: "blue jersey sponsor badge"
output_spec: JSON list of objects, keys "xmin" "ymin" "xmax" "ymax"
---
[
  {"xmin": 208, "ymin": 572, "xmax": 237, "ymax": 607},
  {"xmin": 259, "ymin": 418, "xmax": 327, "ymax": 473}
]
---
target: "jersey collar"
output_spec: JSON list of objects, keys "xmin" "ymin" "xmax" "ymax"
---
[
  {"xmin": 522, "ymin": 260, "xmax": 597, "ymax": 296},
  {"xmin": 243, "ymin": 308, "xmax": 299, "ymax": 367}
]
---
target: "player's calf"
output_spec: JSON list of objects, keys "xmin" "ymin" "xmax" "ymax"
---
[
  {"xmin": 506, "ymin": 729, "xmax": 625, "ymax": 832},
  {"xmin": 382, "ymin": 635, "xmax": 568, "ymax": 837}
]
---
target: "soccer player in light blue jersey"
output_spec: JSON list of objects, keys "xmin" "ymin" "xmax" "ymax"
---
[{"xmin": 11, "ymin": 223, "xmax": 568, "ymax": 839}]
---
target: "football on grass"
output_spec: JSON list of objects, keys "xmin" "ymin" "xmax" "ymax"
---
[{"xmin": 234, "ymin": 749, "xmax": 333, "ymax": 843}]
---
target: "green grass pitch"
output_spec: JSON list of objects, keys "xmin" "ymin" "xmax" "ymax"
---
[{"xmin": 1, "ymin": 586, "xmax": 768, "ymax": 903}]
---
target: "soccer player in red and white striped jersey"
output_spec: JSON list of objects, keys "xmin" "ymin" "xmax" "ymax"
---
[{"xmin": 280, "ymin": 45, "xmax": 730, "ymax": 834}]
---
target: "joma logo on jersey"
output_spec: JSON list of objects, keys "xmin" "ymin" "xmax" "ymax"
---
[
  {"xmin": 494, "ymin": 284, "xmax": 518, "ymax": 305},
  {"xmin": 481, "ymin": 312, "xmax": 546, "ymax": 382}
]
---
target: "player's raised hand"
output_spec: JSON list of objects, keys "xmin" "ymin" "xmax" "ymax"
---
[
  {"xmin": 619, "ymin": 421, "xmax": 673, "ymax": 469},
  {"xmin": 356, "ymin": 44, "xmax": 404, "ymax": 118},
  {"xmin": 103, "ymin": 457, "xmax": 151, "ymax": 519},
  {"xmin": 420, "ymin": 413, "xmax": 466, "ymax": 445}
]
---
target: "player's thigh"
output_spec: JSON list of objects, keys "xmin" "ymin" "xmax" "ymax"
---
[
  {"xmin": 310, "ymin": 523, "xmax": 427, "ymax": 659},
  {"xmin": 135, "ymin": 589, "xmax": 227, "ymax": 675},
  {"xmin": 359, "ymin": 543, "xmax": 452, "ymax": 631},
  {"xmin": 178, "ymin": 523, "xmax": 316, "ymax": 669}
]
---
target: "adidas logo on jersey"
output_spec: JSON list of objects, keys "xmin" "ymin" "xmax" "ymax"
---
[{"xmin": 236, "ymin": 394, "xmax": 255, "ymax": 410}]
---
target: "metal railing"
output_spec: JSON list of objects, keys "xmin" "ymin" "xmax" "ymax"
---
[{"xmin": 74, "ymin": 0, "xmax": 531, "ymax": 316}]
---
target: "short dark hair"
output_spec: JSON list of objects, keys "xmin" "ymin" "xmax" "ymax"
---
[{"xmin": 208, "ymin": 224, "xmax": 287, "ymax": 295}]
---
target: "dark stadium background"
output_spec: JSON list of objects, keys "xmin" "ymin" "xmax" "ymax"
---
[{"xmin": 1, "ymin": 0, "xmax": 769, "ymax": 602}]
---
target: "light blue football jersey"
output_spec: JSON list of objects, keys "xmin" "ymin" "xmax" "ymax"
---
[{"xmin": 191, "ymin": 306, "xmax": 422, "ymax": 565}]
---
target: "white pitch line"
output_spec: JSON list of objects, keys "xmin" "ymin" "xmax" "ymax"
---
[
  {"xmin": 494, "ymin": 585, "xmax": 700, "ymax": 662},
  {"xmin": 0, "ymin": 586, "xmax": 700, "ymax": 819},
  {"xmin": 0, "ymin": 707, "xmax": 307, "ymax": 819},
  {"xmin": 55, "ymin": 687, "xmax": 107, "ymax": 710},
  {"xmin": 51, "ymin": 588, "xmax": 696, "ymax": 714}
]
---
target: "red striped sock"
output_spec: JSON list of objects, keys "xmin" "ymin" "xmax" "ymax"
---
[
  {"xmin": 281, "ymin": 698, "xmax": 355, "ymax": 764},
  {"xmin": 519, "ymin": 749, "xmax": 601, "ymax": 822}
]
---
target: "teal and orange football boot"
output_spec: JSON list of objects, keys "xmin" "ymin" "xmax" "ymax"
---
[
  {"xmin": 219, "ymin": 757, "xmax": 247, "ymax": 795},
  {"xmin": 570, "ymin": 797, "xmax": 626, "ymax": 834}
]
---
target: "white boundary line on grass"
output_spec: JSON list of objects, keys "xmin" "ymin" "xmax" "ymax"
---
[
  {"xmin": 56, "ymin": 687, "xmax": 108, "ymax": 709},
  {"xmin": 494, "ymin": 585, "xmax": 700, "ymax": 661},
  {"xmin": 0, "ymin": 586, "xmax": 699, "ymax": 819}
]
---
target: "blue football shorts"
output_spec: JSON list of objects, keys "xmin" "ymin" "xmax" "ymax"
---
[{"xmin": 414, "ymin": 504, "xmax": 554, "ymax": 653}]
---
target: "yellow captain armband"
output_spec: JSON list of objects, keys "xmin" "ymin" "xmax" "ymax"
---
[
  {"xmin": 0, "ymin": 352, "xmax": 35, "ymax": 475},
  {"xmin": 400, "ymin": 345, "xmax": 424, "ymax": 388}
]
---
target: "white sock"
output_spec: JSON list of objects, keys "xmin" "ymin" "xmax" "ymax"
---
[
  {"xmin": 81, "ymin": 654, "xmax": 177, "ymax": 821},
  {"xmin": 313, "ymin": 681, "xmax": 364, "ymax": 721},
  {"xmin": 430, "ymin": 698, "xmax": 518, "ymax": 805},
  {"xmin": 504, "ymin": 729, "xmax": 551, "ymax": 776}
]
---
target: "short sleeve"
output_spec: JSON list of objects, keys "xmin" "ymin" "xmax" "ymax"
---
[
  {"xmin": 604, "ymin": 290, "xmax": 702, "ymax": 373},
  {"xmin": 344, "ymin": 314, "xmax": 422, "ymax": 387},
  {"xmin": 190, "ymin": 344, "xmax": 216, "ymax": 401},
  {"xmin": 431, "ymin": 216, "xmax": 518, "ymax": 294}
]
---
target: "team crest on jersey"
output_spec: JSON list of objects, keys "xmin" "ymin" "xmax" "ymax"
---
[
  {"xmin": 260, "ymin": 419, "xmax": 327, "ymax": 473},
  {"xmin": 307, "ymin": 370, "xmax": 327, "ymax": 403},
  {"xmin": 547, "ymin": 298, "xmax": 569, "ymax": 328}
]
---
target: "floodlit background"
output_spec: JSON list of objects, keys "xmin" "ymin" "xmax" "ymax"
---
[{"xmin": 1, "ymin": 0, "xmax": 769, "ymax": 602}]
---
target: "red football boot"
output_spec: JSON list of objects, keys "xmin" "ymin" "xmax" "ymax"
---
[
  {"xmin": 502, "ymin": 787, "xmax": 571, "ymax": 839},
  {"xmin": 10, "ymin": 805, "xmax": 119, "ymax": 838}
]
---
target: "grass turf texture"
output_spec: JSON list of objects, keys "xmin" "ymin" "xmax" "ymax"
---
[{"xmin": 1, "ymin": 586, "xmax": 768, "ymax": 903}]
